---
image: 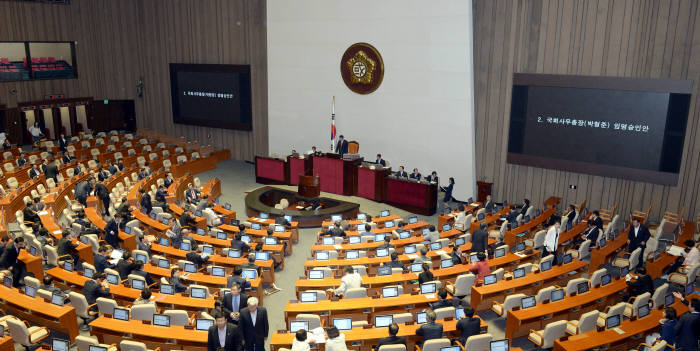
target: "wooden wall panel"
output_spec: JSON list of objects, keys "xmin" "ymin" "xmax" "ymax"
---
[
  {"xmin": 0, "ymin": 0, "xmax": 267, "ymax": 161},
  {"xmin": 473, "ymin": 0, "xmax": 700, "ymax": 222}
]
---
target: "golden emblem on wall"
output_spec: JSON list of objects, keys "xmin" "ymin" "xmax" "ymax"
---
[{"xmin": 341, "ymin": 43, "xmax": 384, "ymax": 94}]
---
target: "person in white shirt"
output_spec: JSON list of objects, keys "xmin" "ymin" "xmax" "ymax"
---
[
  {"xmin": 291, "ymin": 329, "xmax": 313, "ymax": 351},
  {"xmin": 28, "ymin": 122, "xmax": 43, "ymax": 143},
  {"xmin": 682, "ymin": 240, "xmax": 699, "ymax": 267},
  {"xmin": 453, "ymin": 205, "xmax": 467, "ymax": 230},
  {"xmin": 423, "ymin": 225, "xmax": 440, "ymax": 243},
  {"xmin": 305, "ymin": 146, "xmax": 318, "ymax": 155},
  {"xmin": 543, "ymin": 218, "xmax": 561, "ymax": 263},
  {"xmin": 324, "ymin": 326, "xmax": 348, "ymax": 351},
  {"xmin": 328, "ymin": 266, "xmax": 362, "ymax": 297},
  {"xmin": 0, "ymin": 132, "xmax": 6, "ymax": 146}
]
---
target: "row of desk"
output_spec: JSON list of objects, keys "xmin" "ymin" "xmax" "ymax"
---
[{"xmin": 256, "ymin": 155, "xmax": 438, "ymax": 215}]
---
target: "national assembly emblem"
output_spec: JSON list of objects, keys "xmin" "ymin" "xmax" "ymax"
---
[{"xmin": 340, "ymin": 43, "xmax": 384, "ymax": 94}]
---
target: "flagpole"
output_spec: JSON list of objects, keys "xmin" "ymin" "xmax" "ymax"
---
[{"xmin": 331, "ymin": 96, "xmax": 336, "ymax": 152}]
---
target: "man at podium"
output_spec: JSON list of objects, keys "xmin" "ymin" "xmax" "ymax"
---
[{"xmin": 335, "ymin": 135, "xmax": 349, "ymax": 156}]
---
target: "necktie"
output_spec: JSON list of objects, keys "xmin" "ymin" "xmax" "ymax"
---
[{"xmin": 233, "ymin": 295, "xmax": 239, "ymax": 313}]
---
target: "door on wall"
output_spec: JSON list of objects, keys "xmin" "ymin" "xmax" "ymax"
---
[
  {"xmin": 59, "ymin": 106, "xmax": 72, "ymax": 137},
  {"xmin": 75, "ymin": 104, "xmax": 87, "ymax": 133},
  {"xmin": 90, "ymin": 100, "xmax": 136, "ymax": 132},
  {"xmin": 41, "ymin": 108, "xmax": 55, "ymax": 139},
  {"xmin": 24, "ymin": 109, "xmax": 36, "ymax": 141}
]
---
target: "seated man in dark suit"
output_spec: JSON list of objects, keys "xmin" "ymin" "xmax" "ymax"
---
[
  {"xmin": 456, "ymin": 306, "xmax": 480, "ymax": 346},
  {"xmin": 578, "ymin": 220, "xmax": 600, "ymax": 246},
  {"xmin": 589, "ymin": 210, "xmax": 603, "ymax": 230},
  {"xmin": 374, "ymin": 323, "xmax": 406, "ymax": 350},
  {"xmin": 275, "ymin": 213, "xmax": 290, "ymax": 226},
  {"xmin": 624, "ymin": 266, "xmax": 654, "ymax": 301},
  {"xmin": 377, "ymin": 236, "xmax": 393, "ymax": 251},
  {"xmin": 179, "ymin": 208, "xmax": 197, "ymax": 229},
  {"xmin": 227, "ymin": 266, "xmax": 252, "ymax": 291},
  {"xmin": 374, "ymin": 154, "xmax": 386, "ymax": 166},
  {"xmin": 430, "ymin": 288, "xmax": 454, "ymax": 309},
  {"xmin": 322, "ymin": 221, "xmax": 346, "ymax": 237},
  {"xmin": 222, "ymin": 281, "xmax": 248, "ymax": 324},
  {"xmin": 383, "ymin": 252, "xmax": 405, "ymax": 270},
  {"xmin": 395, "ymin": 166, "xmax": 408, "ymax": 178},
  {"xmin": 409, "ymin": 168, "xmax": 422, "ymax": 180},
  {"xmin": 28, "ymin": 163, "xmax": 41, "ymax": 179},
  {"xmin": 564, "ymin": 204, "xmax": 577, "ymax": 224},
  {"xmin": 23, "ymin": 201, "xmax": 41, "ymax": 223},
  {"xmin": 82, "ymin": 273, "xmax": 110, "ymax": 317},
  {"xmin": 230, "ymin": 231, "xmax": 251, "ymax": 253},
  {"xmin": 57, "ymin": 230, "xmax": 79, "ymax": 264},
  {"xmin": 16, "ymin": 152, "xmax": 27, "ymax": 167},
  {"xmin": 169, "ymin": 267, "xmax": 188, "ymax": 293},
  {"xmin": 415, "ymin": 310, "xmax": 443, "ymax": 344},
  {"xmin": 116, "ymin": 250, "xmax": 136, "ymax": 279},
  {"xmin": 186, "ymin": 246, "xmax": 210, "ymax": 270},
  {"xmin": 131, "ymin": 260, "xmax": 154, "ymax": 286},
  {"xmin": 163, "ymin": 172, "xmax": 175, "ymax": 188},
  {"xmin": 241, "ymin": 253, "xmax": 262, "ymax": 276},
  {"xmin": 93, "ymin": 245, "xmax": 115, "ymax": 273},
  {"xmin": 185, "ymin": 183, "xmax": 200, "ymax": 204}
]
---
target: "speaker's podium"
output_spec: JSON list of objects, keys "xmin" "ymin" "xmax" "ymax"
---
[
  {"xmin": 298, "ymin": 175, "xmax": 320, "ymax": 198},
  {"xmin": 312, "ymin": 153, "xmax": 363, "ymax": 196}
]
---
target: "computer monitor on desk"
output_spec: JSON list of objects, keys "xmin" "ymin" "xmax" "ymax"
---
[
  {"xmin": 52, "ymin": 339, "xmax": 70, "ymax": 351},
  {"xmin": 289, "ymin": 321, "xmax": 308, "ymax": 333},
  {"xmin": 333, "ymin": 317, "xmax": 352, "ymax": 331},
  {"xmin": 490, "ymin": 339, "xmax": 510, "ymax": 351},
  {"xmin": 606, "ymin": 315, "xmax": 620, "ymax": 329},
  {"xmin": 374, "ymin": 315, "xmax": 393, "ymax": 328},
  {"xmin": 550, "ymin": 288, "xmax": 565, "ymax": 302},
  {"xmin": 196, "ymin": 318, "xmax": 214, "ymax": 331}
]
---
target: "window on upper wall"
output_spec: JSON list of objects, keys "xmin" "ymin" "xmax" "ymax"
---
[{"xmin": 0, "ymin": 41, "xmax": 77, "ymax": 82}]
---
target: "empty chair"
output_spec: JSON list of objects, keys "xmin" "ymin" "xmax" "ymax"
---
[
  {"xmin": 96, "ymin": 297, "xmax": 119, "ymax": 316},
  {"xmin": 177, "ymin": 155, "xmax": 187, "ymax": 164},
  {"xmin": 187, "ymin": 284, "xmax": 210, "ymax": 298},
  {"xmin": 491, "ymin": 293, "xmax": 526, "ymax": 317},
  {"xmin": 156, "ymin": 142, "xmax": 165, "ymax": 149},
  {"xmin": 524, "ymin": 229, "xmax": 546, "ymax": 249},
  {"xmin": 163, "ymin": 159, "xmax": 172, "ymax": 169},
  {"xmin": 344, "ymin": 287, "xmax": 367, "ymax": 299},
  {"xmin": 419, "ymin": 338, "xmax": 451, "ymax": 351},
  {"xmin": 293, "ymin": 314, "xmax": 322, "ymax": 330},
  {"xmin": 23, "ymin": 276, "xmax": 40, "ymax": 290},
  {"xmin": 392, "ymin": 313, "xmax": 413, "ymax": 324},
  {"xmin": 613, "ymin": 247, "xmax": 642, "ymax": 272},
  {"xmin": 490, "ymin": 221, "xmax": 508, "ymax": 240},
  {"xmin": 565, "ymin": 278, "xmax": 590, "ymax": 295},
  {"xmin": 538, "ymin": 255, "xmax": 555, "ymax": 271},
  {"xmin": 164, "ymin": 310, "xmax": 191, "ymax": 326},
  {"xmin": 590, "ymin": 268, "xmax": 607, "ymax": 287},
  {"xmin": 128, "ymin": 148, "xmax": 136, "ymax": 156},
  {"xmin": 110, "ymin": 135, "xmax": 120, "ymax": 143},
  {"xmin": 75, "ymin": 335, "xmax": 117, "ymax": 351},
  {"xmin": 106, "ymin": 144, "xmax": 116, "ymax": 152},
  {"xmin": 566, "ymin": 310, "xmax": 599, "ymax": 335},
  {"xmin": 669, "ymin": 263, "xmax": 699, "ymax": 286},
  {"xmin": 6, "ymin": 318, "xmax": 50, "ymax": 350},
  {"xmin": 162, "ymin": 150, "xmax": 171, "ymax": 158},
  {"xmin": 535, "ymin": 286, "xmax": 556, "ymax": 303},
  {"xmin": 379, "ymin": 345, "xmax": 405, "ymax": 351},
  {"xmin": 624, "ymin": 292, "xmax": 650, "ymax": 318},
  {"xmin": 148, "ymin": 152, "xmax": 158, "ymax": 161},
  {"xmin": 351, "ymin": 265, "xmax": 367, "ymax": 276},
  {"xmin": 463, "ymin": 334, "xmax": 492, "ymax": 351},
  {"xmin": 434, "ymin": 307, "xmax": 455, "ymax": 320},
  {"xmin": 191, "ymin": 152, "xmax": 200, "ymax": 160},
  {"xmin": 528, "ymin": 320, "xmax": 568, "ymax": 349},
  {"xmin": 3, "ymin": 162, "xmax": 14, "ymax": 172},
  {"xmin": 175, "ymin": 147, "xmax": 184, "ymax": 154},
  {"xmin": 68, "ymin": 292, "xmax": 96, "ymax": 331},
  {"xmin": 491, "ymin": 268, "xmax": 504, "ymax": 281},
  {"xmin": 596, "ymin": 302, "xmax": 626, "ymax": 327},
  {"xmin": 445, "ymin": 273, "xmax": 475, "ymax": 298},
  {"xmin": 517, "ymin": 262, "xmax": 533, "ymax": 275},
  {"xmin": 633, "ymin": 341, "xmax": 668, "ymax": 351},
  {"xmin": 131, "ymin": 304, "xmax": 157, "ymax": 321},
  {"xmin": 120, "ymin": 340, "xmax": 157, "ymax": 351},
  {"xmin": 114, "ymin": 151, "xmax": 123, "ymax": 160},
  {"xmin": 7, "ymin": 177, "xmax": 18, "ymax": 189},
  {"xmin": 651, "ymin": 283, "xmax": 669, "ymax": 308}
]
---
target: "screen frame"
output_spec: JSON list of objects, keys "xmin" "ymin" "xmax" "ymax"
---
[
  {"xmin": 169, "ymin": 63, "xmax": 253, "ymax": 131},
  {"xmin": 507, "ymin": 73, "xmax": 693, "ymax": 185}
]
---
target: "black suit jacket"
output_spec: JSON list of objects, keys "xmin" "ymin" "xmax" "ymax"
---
[
  {"xmin": 375, "ymin": 159, "xmax": 386, "ymax": 166},
  {"xmin": 239, "ymin": 307, "xmax": 269, "ymax": 346},
  {"xmin": 62, "ymin": 155, "xmax": 72, "ymax": 164},
  {"xmin": 94, "ymin": 254, "xmax": 114, "ymax": 273},
  {"xmin": 82, "ymin": 279, "xmax": 110, "ymax": 304},
  {"xmin": 456, "ymin": 317, "xmax": 481, "ymax": 344},
  {"xmin": 57, "ymin": 238, "xmax": 78, "ymax": 257},
  {"xmin": 590, "ymin": 216, "xmax": 603, "ymax": 230},
  {"xmin": 395, "ymin": 170, "xmax": 408, "ymax": 177},
  {"xmin": 95, "ymin": 184, "xmax": 110, "ymax": 202},
  {"xmin": 335, "ymin": 140, "xmax": 349, "ymax": 155},
  {"xmin": 375, "ymin": 335, "xmax": 406, "ymax": 350},
  {"xmin": 140, "ymin": 193, "xmax": 152, "ymax": 214},
  {"xmin": 104, "ymin": 220, "xmax": 120, "ymax": 248},
  {"xmin": 674, "ymin": 311, "xmax": 700, "ymax": 351},
  {"xmin": 471, "ymin": 229, "xmax": 488, "ymax": 253},
  {"xmin": 58, "ymin": 138, "xmax": 68, "ymax": 151},
  {"xmin": 207, "ymin": 323, "xmax": 243, "ymax": 351},
  {"xmin": 186, "ymin": 252, "xmax": 209, "ymax": 269},
  {"xmin": 45, "ymin": 164, "xmax": 59, "ymax": 181},
  {"xmin": 29, "ymin": 168, "xmax": 40, "ymax": 179},
  {"xmin": 484, "ymin": 201, "xmax": 495, "ymax": 213},
  {"xmin": 416, "ymin": 322, "xmax": 443, "ymax": 341},
  {"xmin": 628, "ymin": 225, "xmax": 651, "ymax": 252},
  {"xmin": 116, "ymin": 259, "xmax": 136, "ymax": 279},
  {"xmin": 222, "ymin": 292, "xmax": 248, "ymax": 323},
  {"xmin": 0, "ymin": 244, "xmax": 20, "ymax": 269},
  {"xmin": 585, "ymin": 227, "xmax": 600, "ymax": 243}
]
